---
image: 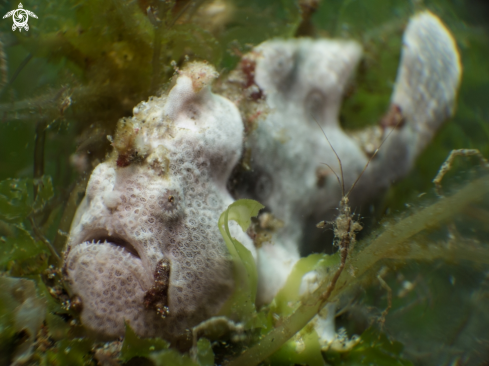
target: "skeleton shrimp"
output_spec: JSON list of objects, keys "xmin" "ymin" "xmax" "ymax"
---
[{"xmin": 313, "ymin": 118, "xmax": 401, "ymax": 308}]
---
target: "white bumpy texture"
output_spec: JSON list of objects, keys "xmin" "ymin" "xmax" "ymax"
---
[
  {"xmin": 243, "ymin": 11, "xmax": 461, "ymax": 306},
  {"xmin": 242, "ymin": 11, "xmax": 460, "ymax": 348},
  {"xmin": 64, "ymin": 12, "xmax": 461, "ymax": 342},
  {"xmin": 64, "ymin": 62, "xmax": 255, "ymax": 339}
]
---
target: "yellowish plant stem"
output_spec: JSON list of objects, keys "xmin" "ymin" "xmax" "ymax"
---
[{"xmin": 226, "ymin": 176, "xmax": 489, "ymax": 366}]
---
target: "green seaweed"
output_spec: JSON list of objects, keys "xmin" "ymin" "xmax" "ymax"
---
[
  {"xmin": 217, "ymin": 199, "xmax": 263, "ymax": 322},
  {"xmin": 0, "ymin": 179, "xmax": 31, "ymax": 223},
  {"xmin": 150, "ymin": 349, "xmax": 201, "ymax": 366},
  {"xmin": 270, "ymin": 253, "xmax": 337, "ymax": 319},
  {"xmin": 195, "ymin": 338, "xmax": 215, "ymax": 366},
  {"xmin": 323, "ymin": 328, "xmax": 413, "ymax": 366},
  {"xmin": 225, "ymin": 176, "xmax": 489, "ymax": 366},
  {"xmin": 0, "ymin": 0, "xmax": 488, "ymax": 365},
  {"xmin": 121, "ymin": 326, "xmax": 215, "ymax": 365},
  {"xmin": 121, "ymin": 323, "xmax": 170, "ymax": 362},
  {"xmin": 0, "ymin": 175, "xmax": 58, "ymax": 271},
  {"xmin": 0, "ymin": 224, "xmax": 49, "ymax": 275},
  {"xmin": 32, "ymin": 175, "xmax": 54, "ymax": 213},
  {"xmin": 44, "ymin": 338, "xmax": 93, "ymax": 366},
  {"xmin": 0, "ymin": 277, "xmax": 47, "ymax": 365},
  {"xmin": 268, "ymin": 325, "xmax": 324, "ymax": 366}
]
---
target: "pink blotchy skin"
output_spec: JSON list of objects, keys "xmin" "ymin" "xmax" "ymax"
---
[
  {"xmin": 63, "ymin": 63, "xmax": 255, "ymax": 339},
  {"xmin": 64, "ymin": 12, "xmax": 461, "ymax": 342}
]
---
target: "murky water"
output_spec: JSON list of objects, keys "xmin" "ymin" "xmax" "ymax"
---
[{"xmin": 0, "ymin": 1, "xmax": 488, "ymax": 365}]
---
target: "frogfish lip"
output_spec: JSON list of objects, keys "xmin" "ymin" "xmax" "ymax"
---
[
  {"xmin": 86, "ymin": 234, "xmax": 141, "ymax": 259},
  {"xmin": 63, "ymin": 233, "xmax": 161, "ymax": 337}
]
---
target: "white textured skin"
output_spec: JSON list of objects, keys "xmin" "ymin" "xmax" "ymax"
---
[
  {"xmin": 247, "ymin": 11, "xmax": 461, "ymax": 307},
  {"xmin": 63, "ymin": 12, "xmax": 461, "ymax": 342},
  {"xmin": 385, "ymin": 11, "xmax": 462, "ymax": 160},
  {"xmin": 242, "ymin": 12, "xmax": 460, "ymax": 347},
  {"xmin": 249, "ymin": 39, "xmax": 367, "ymax": 305},
  {"xmin": 64, "ymin": 63, "xmax": 255, "ymax": 339}
]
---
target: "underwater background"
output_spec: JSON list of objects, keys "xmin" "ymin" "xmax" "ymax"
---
[{"xmin": 0, "ymin": 0, "xmax": 488, "ymax": 365}]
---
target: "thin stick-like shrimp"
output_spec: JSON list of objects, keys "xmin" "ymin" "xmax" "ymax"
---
[{"xmin": 313, "ymin": 118, "xmax": 401, "ymax": 307}]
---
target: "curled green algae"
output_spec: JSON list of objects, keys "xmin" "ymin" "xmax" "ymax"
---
[
  {"xmin": 225, "ymin": 176, "xmax": 489, "ymax": 366},
  {"xmin": 218, "ymin": 199, "xmax": 263, "ymax": 322}
]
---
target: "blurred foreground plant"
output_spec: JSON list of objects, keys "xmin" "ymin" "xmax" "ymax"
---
[{"xmin": 1, "ymin": 152, "xmax": 488, "ymax": 365}]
